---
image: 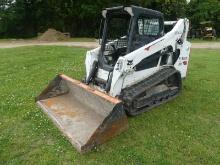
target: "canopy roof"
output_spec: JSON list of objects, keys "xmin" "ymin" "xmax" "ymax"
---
[{"xmin": 102, "ymin": 5, "xmax": 163, "ymax": 18}]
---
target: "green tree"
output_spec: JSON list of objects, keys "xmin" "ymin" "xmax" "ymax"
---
[
  {"xmin": 0, "ymin": 0, "xmax": 219, "ymax": 38},
  {"xmin": 187, "ymin": 0, "xmax": 220, "ymax": 34}
]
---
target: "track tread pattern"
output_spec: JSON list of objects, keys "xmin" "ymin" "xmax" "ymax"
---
[{"xmin": 120, "ymin": 66, "xmax": 181, "ymax": 116}]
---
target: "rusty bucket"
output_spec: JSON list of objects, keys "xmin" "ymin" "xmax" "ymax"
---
[{"xmin": 36, "ymin": 74, "xmax": 128, "ymax": 153}]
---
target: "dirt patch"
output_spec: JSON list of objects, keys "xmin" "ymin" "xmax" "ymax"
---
[
  {"xmin": 0, "ymin": 40, "xmax": 220, "ymax": 49},
  {"xmin": 38, "ymin": 28, "xmax": 69, "ymax": 41}
]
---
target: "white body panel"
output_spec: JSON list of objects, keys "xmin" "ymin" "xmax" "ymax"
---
[
  {"xmin": 174, "ymin": 41, "xmax": 191, "ymax": 78},
  {"xmin": 122, "ymin": 67, "xmax": 159, "ymax": 89},
  {"xmin": 85, "ymin": 47, "xmax": 100, "ymax": 78},
  {"xmin": 97, "ymin": 68, "xmax": 109, "ymax": 81},
  {"xmin": 85, "ymin": 18, "xmax": 191, "ymax": 97},
  {"xmin": 164, "ymin": 21, "xmax": 177, "ymax": 25}
]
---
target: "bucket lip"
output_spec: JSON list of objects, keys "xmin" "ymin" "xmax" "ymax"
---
[{"xmin": 59, "ymin": 74, "xmax": 122, "ymax": 105}]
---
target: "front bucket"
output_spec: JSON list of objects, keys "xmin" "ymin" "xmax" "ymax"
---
[{"xmin": 36, "ymin": 74, "xmax": 128, "ymax": 153}]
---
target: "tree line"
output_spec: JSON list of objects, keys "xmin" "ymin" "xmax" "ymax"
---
[{"xmin": 0, "ymin": 0, "xmax": 219, "ymax": 38}]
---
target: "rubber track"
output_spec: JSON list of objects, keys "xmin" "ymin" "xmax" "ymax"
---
[{"xmin": 120, "ymin": 66, "xmax": 181, "ymax": 116}]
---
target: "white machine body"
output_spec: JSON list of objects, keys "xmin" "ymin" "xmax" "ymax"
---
[{"xmin": 86, "ymin": 18, "xmax": 191, "ymax": 97}]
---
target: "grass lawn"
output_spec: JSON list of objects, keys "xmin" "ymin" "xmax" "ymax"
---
[{"xmin": 0, "ymin": 46, "xmax": 220, "ymax": 164}]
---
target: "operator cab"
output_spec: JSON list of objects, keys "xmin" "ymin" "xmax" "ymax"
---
[{"xmin": 99, "ymin": 6, "xmax": 164, "ymax": 71}]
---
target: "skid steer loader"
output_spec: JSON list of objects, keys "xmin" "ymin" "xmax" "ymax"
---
[{"xmin": 36, "ymin": 6, "xmax": 191, "ymax": 153}]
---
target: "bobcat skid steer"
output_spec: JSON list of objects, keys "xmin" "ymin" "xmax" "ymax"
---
[{"xmin": 36, "ymin": 6, "xmax": 191, "ymax": 153}]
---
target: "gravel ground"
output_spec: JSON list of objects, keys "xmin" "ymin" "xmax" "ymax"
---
[
  {"xmin": 0, "ymin": 41, "xmax": 98, "ymax": 49},
  {"xmin": 0, "ymin": 40, "xmax": 220, "ymax": 49}
]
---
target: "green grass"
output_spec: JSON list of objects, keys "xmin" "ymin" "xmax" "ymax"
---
[{"xmin": 0, "ymin": 46, "xmax": 220, "ymax": 164}]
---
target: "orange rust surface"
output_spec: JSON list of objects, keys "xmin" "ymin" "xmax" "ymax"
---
[
  {"xmin": 43, "ymin": 98, "xmax": 77, "ymax": 118},
  {"xmin": 87, "ymin": 114, "xmax": 128, "ymax": 147},
  {"xmin": 44, "ymin": 99, "xmax": 54, "ymax": 107},
  {"xmin": 44, "ymin": 99, "xmax": 57, "ymax": 108},
  {"xmin": 98, "ymin": 116, "xmax": 128, "ymax": 143},
  {"xmin": 60, "ymin": 74, "xmax": 121, "ymax": 105},
  {"xmin": 52, "ymin": 109, "xmax": 76, "ymax": 118}
]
